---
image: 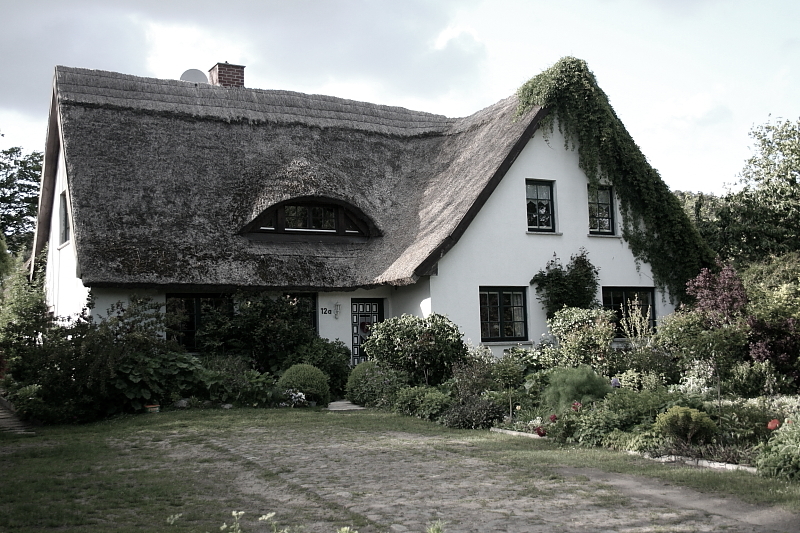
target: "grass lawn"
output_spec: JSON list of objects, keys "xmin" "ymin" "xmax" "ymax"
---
[{"xmin": 1, "ymin": 407, "xmax": 798, "ymax": 532}]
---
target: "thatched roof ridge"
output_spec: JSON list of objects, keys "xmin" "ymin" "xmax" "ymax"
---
[
  {"xmin": 56, "ymin": 66, "xmax": 456, "ymax": 137},
  {"xmin": 38, "ymin": 66, "xmax": 543, "ymax": 291}
]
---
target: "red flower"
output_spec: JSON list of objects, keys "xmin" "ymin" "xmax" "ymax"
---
[
  {"xmin": 572, "ymin": 401, "xmax": 582, "ymax": 411},
  {"xmin": 767, "ymin": 419, "xmax": 781, "ymax": 430},
  {"xmin": 535, "ymin": 426, "xmax": 547, "ymax": 437},
  {"xmin": 549, "ymin": 414, "xmax": 558, "ymax": 423}
]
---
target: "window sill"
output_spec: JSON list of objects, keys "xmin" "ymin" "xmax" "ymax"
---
[
  {"xmin": 57, "ymin": 240, "xmax": 71, "ymax": 251},
  {"xmin": 526, "ymin": 231, "xmax": 562, "ymax": 236},
  {"xmin": 587, "ymin": 233, "xmax": 621, "ymax": 239}
]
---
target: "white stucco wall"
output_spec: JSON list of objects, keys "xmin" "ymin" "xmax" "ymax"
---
[
  {"xmin": 44, "ymin": 146, "xmax": 90, "ymax": 318},
  {"xmin": 429, "ymin": 127, "xmax": 674, "ymax": 356},
  {"xmin": 89, "ymin": 288, "xmax": 166, "ymax": 319},
  {"xmin": 317, "ymin": 287, "xmax": 393, "ymax": 351}
]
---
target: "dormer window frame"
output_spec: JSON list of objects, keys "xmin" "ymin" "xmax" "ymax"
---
[{"xmin": 241, "ymin": 198, "xmax": 378, "ymax": 241}]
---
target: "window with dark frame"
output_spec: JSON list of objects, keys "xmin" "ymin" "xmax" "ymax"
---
[
  {"xmin": 166, "ymin": 294, "xmax": 232, "ymax": 351},
  {"xmin": 284, "ymin": 293, "xmax": 318, "ymax": 332},
  {"xmin": 59, "ymin": 191, "xmax": 70, "ymax": 244},
  {"xmin": 479, "ymin": 287, "xmax": 528, "ymax": 342},
  {"xmin": 601, "ymin": 287, "xmax": 656, "ymax": 337},
  {"xmin": 249, "ymin": 201, "xmax": 368, "ymax": 237},
  {"xmin": 526, "ymin": 180, "xmax": 555, "ymax": 232},
  {"xmin": 588, "ymin": 186, "xmax": 614, "ymax": 235}
]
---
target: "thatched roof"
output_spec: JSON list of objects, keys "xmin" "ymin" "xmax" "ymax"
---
[{"xmin": 34, "ymin": 66, "xmax": 545, "ymax": 291}]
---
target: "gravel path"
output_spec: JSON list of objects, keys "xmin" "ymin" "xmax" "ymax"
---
[{"xmin": 153, "ymin": 414, "xmax": 799, "ymax": 533}]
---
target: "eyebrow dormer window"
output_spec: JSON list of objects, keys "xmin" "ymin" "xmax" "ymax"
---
[{"xmin": 243, "ymin": 199, "xmax": 375, "ymax": 239}]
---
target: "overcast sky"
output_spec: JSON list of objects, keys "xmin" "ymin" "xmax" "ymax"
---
[{"xmin": 1, "ymin": 0, "xmax": 798, "ymax": 193}]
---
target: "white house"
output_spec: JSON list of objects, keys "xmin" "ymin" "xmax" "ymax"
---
[{"xmin": 32, "ymin": 62, "xmax": 698, "ymax": 362}]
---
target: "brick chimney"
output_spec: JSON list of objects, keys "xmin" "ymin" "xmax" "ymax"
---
[{"xmin": 208, "ymin": 62, "xmax": 245, "ymax": 88}]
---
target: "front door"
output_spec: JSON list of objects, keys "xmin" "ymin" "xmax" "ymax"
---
[{"xmin": 351, "ymin": 298, "xmax": 384, "ymax": 366}]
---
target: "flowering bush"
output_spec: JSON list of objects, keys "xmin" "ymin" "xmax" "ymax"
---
[{"xmin": 756, "ymin": 418, "xmax": 800, "ymax": 480}]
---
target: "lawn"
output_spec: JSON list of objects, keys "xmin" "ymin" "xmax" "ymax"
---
[{"xmin": 1, "ymin": 407, "xmax": 798, "ymax": 533}]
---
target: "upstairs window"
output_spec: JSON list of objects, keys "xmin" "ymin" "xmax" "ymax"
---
[
  {"xmin": 243, "ymin": 199, "xmax": 373, "ymax": 238},
  {"xmin": 526, "ymin": 180, "xmax": 555, "ymax": 232},
  {"xmin": 59, "ymin": 191, "xmax": 70, "ymax": 244},
  {"xmin": 588, "ymin": 186, "xmax": 614, "ymax": 235}
]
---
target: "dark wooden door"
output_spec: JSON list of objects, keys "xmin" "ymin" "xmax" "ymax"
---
[{"xmin": 350, "ymin": 299, "xmax": 384, "ymax": 366}]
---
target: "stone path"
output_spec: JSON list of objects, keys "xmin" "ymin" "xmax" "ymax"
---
[
  {"xmin": 0, "ymin": 398, "xmax": 36, "ymax": 436},
  {"xmin": 152, "ymin": 420, "xmax": 799, "ymax": 533}
]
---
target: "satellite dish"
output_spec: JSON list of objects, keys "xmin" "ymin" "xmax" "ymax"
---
[{"xmin": 180, "ymin": 69, "xmax": 208, "ymax": 83}]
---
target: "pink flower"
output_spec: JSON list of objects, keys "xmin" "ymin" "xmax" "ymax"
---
[
  {"xmin": 767, "ymin": 419, "xmax": 781, "ymax": 430},
  {"xmin": 535, "ymin": 426, "xmax": 547, "ymax": 437},
  {"xmin": 572, "ymin": 401, "xmax": 582, "ymax": 411},
  {"xmin": 549, "ymin": 414, "xmax": 558, "ymax": 423}
]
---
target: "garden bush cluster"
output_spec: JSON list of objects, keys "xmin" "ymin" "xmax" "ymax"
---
[
  {"xmin": 344, "ymin": 287, "xmax": 800, "ymax": 482},
  {"xmin": 0, "ymin": 267, "xmax": 345, "ymax": 423}
]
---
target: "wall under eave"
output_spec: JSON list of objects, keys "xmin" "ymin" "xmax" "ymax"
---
[
  {"xmin": 430, "ymin": 126, "xmax": 675, "ymax": 356},
  {"xmin": 44, "ymin": 147, "xmax": 89, "ymax": 318}
]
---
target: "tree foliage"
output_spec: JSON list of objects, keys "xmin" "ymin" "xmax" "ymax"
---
[
  {"xmin": 714, "ymin": 118, "xmax": 800, "ymax": 264},
  {"xmin": 517, "ymin": 57, "xmax": 713, "ymax": 301},
  {"xmin": 0, "ymin": 142, "xmax": 41, "ymax": 255},
  {"xmin": 530, "ymin": 248, "xmax": 599, "ymax": 318}
]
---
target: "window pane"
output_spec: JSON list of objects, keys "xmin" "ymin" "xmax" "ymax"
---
[{"xmin": 538, "ymin": 185, "xmax": 550, "ymax": 200}]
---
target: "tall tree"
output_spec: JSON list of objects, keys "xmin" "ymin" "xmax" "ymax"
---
[
  {"xmin": 716, "ymin": 118, "xmax": 800, "ymax": 264},
  {"xmin": 0, "ymin": 134, "xmax": 42, "ymax": 256}
]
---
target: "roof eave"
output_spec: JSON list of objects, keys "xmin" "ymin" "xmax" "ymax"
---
[{"xmin": 413, "ymin": 105, "xmax": 549, "ymax": 277}]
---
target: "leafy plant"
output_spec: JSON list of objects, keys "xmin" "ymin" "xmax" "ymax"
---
[
  {"xmin": 362, "ymin": 313, "xmax": 468, "ymax": 386},
  {"xmin": 654, "ymin": 406, "xmax": 718, "ymax": 445},
  {"xmin": 545, "ymin": 307, "xmax": 617, "ymax": 375},
  {"xmin": 345, "ymin": 361, "xmax": 409, "ymax": 408},
  {"xmin": 517, "ymin": 57, "xmax": 713, "ymax": 302},
  {"xmin": 276, "ymin": 364, "xmax": 330, "ymax": 406},
  {"xmin": 530, "ymin": 248, "xmax": 599, "ymax": 318},
  {"xmin": 541, "ymin": 366, "xmax": 611, "ymax": 411},
  {"xmin": 417, "ymin": 389, "xmax": 451, "ymax": 422},
  {"xmin": 439, "ymin": 396, "xmax": 504, "ymax": 429},
  {"xmin": 284, "ymin": 337, "xmax": 351, "ymax": 398},
  {"xmin": 756, "ymin": 418, "xmax": 800, "ymax": 480},
  {"xmin": 193, "ymin": 292, "xmax": 317, "ymax": 374}
]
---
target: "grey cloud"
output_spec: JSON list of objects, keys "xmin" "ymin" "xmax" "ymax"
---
[{"xmin": 0, "ymin": 2, "xmax": 149, "ymax": 117}]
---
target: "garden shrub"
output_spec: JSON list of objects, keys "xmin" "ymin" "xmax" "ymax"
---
[
  {"xmin": 542, "ymin": 366, "xmax": 612, "ymax": 411},
  {"xmin": 393, "ymin": 386, "xmax": 431, "ymax": 417},
  {"xmin": 530, "ymin": 248, "xmax": 600, "ymax": 318},
  {"xmin": 602, "ymin": 428, "xmax": 664, "ymax": 452},
  {"xmin": 439, "ymin": 396, "xmax": 504, "ymax": 429},
  {"xmin": 193, "ymin": 292, "xmax": 317, "ymax": 374},
  {"xmin": 195, "ymin": 355, "xmax": 280, "ymax": 406},
  {"xmin": 492, "ymin": 354, "xmax": 524, "ymax": 390},
  {"xmin": 654, "ymin": 406, "xmax": 718, "ymax": 445},
  {"xmin": 546, "ymin": 409, "xmax": 583, "ymax": 443},
  {"xmin": 546, "ymin": 307, "xmax": 618, "ymax": 375},
  {"xmin": 417, "ymin": 389, "xmax": 451, "ymax": 421},
  {"xmin": 345, "ymin": 361, "xmax": 409, "ymax": 408},
  {"xmin": 574, "ymin": 409, "xmax": 627, "ymax": 447},
  {"xmin": 276, "ymin": 364, "xmax": 330, "ymax": 406},
  {"xmin": 722, "ymin": 360, "xmax": 790, "ymax": 398},
  {"xmin": 3, "ymin": 296, "xmax": 200, "ymax": 423},
  {"xmin": 362, "ymin": 313, "xmax": 468, "ymax": 386},
  {"xmin": 284, "ymin": 337, "xmax": 351, "ymax": 398},
  {"xmin": 450, "ymin": 356, "xmax": 495, "ymax": 400},
  {"xmin": 756, "ymin": 418, "xmax": 800, "ymax": 480}
]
